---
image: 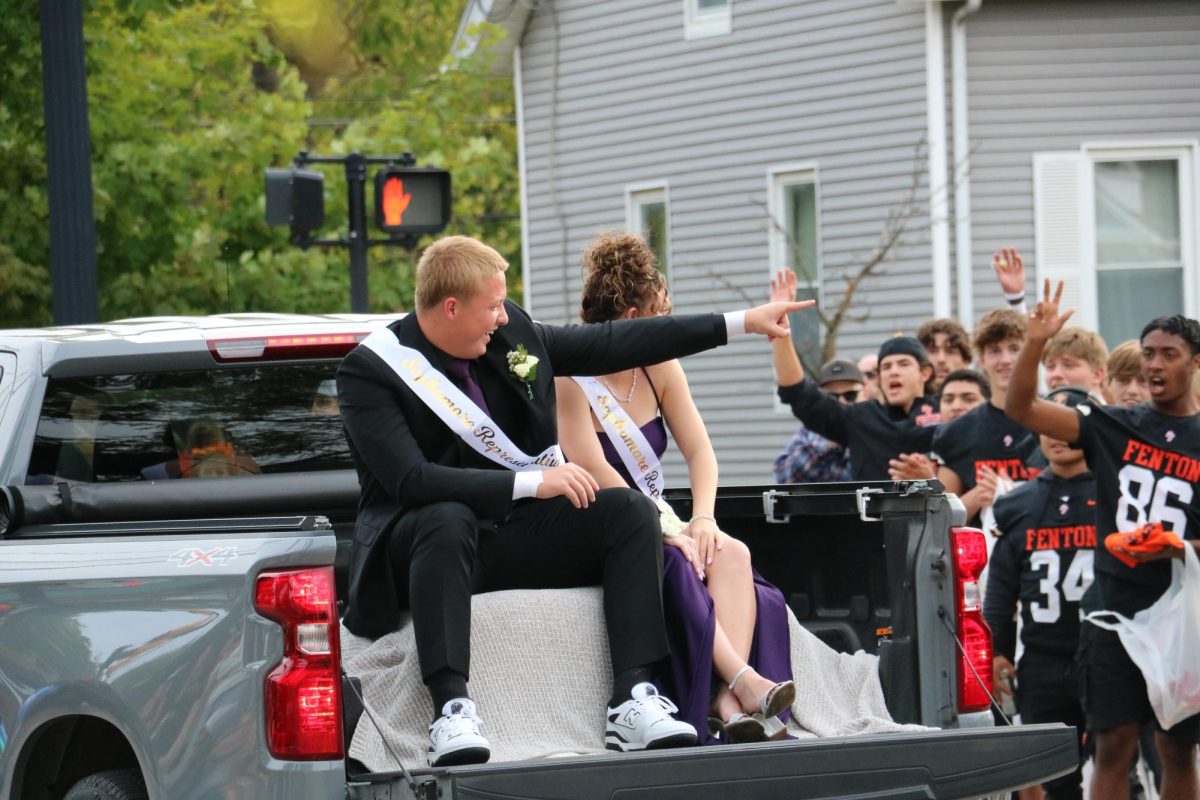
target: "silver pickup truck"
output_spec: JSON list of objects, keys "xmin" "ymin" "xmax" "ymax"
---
[{"xmin": 0, "ymin": 317, "xmax": 1077, "ymax": 800}]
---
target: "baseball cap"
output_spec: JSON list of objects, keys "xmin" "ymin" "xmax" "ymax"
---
[{"xmin": 818, "ymin": 359, "xmax": 864, "ymax": 386}]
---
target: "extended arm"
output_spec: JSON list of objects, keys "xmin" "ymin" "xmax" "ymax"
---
[
  {"xmin": 1005, "ymin": 280, "xmax": 1080, "ymax": 443},
  {"xmin": 538, "ymin": 298, "xmax": 812, "ymax": 377}
]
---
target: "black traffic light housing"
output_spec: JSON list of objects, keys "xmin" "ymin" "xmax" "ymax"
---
[
  {"xmin": 265, "ymin": 167, "xmax": 325, "ymax": 239},
  {"xmin": 374, "ymin": 167, "xmax": 451, "ymax": 236}
]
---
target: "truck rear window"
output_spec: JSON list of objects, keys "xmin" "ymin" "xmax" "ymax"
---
[{"xmin": 26, "ymin": 365, "xmax": 352, "ymax": 483}]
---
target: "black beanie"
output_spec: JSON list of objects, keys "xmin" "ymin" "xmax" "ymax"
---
[{"xmin": 878, "ymin": 335, "xmax": 929, "ymax": 365}]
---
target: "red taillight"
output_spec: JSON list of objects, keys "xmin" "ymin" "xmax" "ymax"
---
[
  {"xmin": 209, "ymin": 333, "xmax": 366, "ymax": 362},
  {"xmin": 951, "ymin": 527, "xmax": 993, "ymax": 714},
  {"xmin": 254, "ymin": 567, "xmax": 343, "ymax": 760}
]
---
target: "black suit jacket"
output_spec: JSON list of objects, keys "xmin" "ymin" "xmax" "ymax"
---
[{"xmin": 337, "ymin": 300, "xmax": 727, "ymax": 637}]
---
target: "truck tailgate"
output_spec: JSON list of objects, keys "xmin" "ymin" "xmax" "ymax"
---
[{"xmin": 352, "ymin": 724, "xmax": 1076, "ymax": 800}]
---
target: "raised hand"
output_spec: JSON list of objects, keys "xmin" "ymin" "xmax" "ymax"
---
[
  {"xmin": 1028, "ymin": 278, "xmax": 1075, "ymax": 341},
  {"xmin": 992, "ymin": 246, "xmax": 1026, "ymax": 296},
  {"xmin": 770, "ymin": 268, "xmax": 797, "ymax": 304},
  {"xmin": 535, "ymin": 463, "xmax": 600, "ymax": 508}
]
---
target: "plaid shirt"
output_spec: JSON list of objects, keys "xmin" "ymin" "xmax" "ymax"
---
[{"xmin": 773, "ymin": 424, "xmax": 852, "ymax": 484}]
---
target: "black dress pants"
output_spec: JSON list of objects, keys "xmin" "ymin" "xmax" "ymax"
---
[{"xmin": 385, "ymin": 487, "xmax": 668, "ymax": 682}]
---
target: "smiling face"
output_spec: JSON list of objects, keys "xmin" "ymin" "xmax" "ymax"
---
[
  {"xmin": 939, "ymin": 378, "xmax": 986, "ymax": 422},
  {"xmin": 446, "ymin": 271, "xmax": 509, "ymax": 358},
  {"xmin": 979, "ymin": 338, "xmax": 1022, "ymax": 396},
  {"xmin": 1141, "ymin": 329, "xmax": 1200, "ymax": 410},
  {"xmin": 878, "ymin": 354, "xmax": 931, "ymax": 409}
]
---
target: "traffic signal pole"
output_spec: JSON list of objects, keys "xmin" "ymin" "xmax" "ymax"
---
[
  {"xmin": 289, "ymin": 151, "xmax": 418, "ymax": 313},
  {"xmin": 40, "ymin": 0, "xmax": 100, "ymax": 324}
]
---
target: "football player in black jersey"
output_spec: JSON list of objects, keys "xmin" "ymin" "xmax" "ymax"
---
[
  {"xmin": 985, "ymin": 386, "xmax": 1096, "ymax": 800},
  {"xmin": 1007, "ymin": 281, "xmax": 1200, "ymax": 800},
  {"xmin": 931, "ymin": 308, "xmax": 1045, "ymax": 522}
]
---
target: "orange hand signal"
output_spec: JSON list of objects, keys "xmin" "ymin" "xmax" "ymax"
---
[{"xmin": 382, "ymin": 177, "xmax": 413, "ymax": 226}]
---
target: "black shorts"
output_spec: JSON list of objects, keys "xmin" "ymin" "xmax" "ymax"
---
[
  {"xmin": 1016, "ymin": 651, "xmax": 1083, "ymax": 728},
  {"xmin": 1080, "ymin": 619, "xmax": 1200, "ymax": 741}
]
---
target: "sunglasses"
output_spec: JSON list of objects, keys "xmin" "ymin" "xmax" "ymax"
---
[{"xmin": 829, "ymin": 389, "xmax": 860, "ymax": 402}]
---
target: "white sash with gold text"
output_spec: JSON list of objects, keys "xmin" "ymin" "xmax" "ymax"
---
[
  {"xmin": 362, "ymin": 330, "xmax": 563, "ymax": 471},
  {"xmin": 572, "ymin": 376, "xmax": 670, "ymax": 509}
]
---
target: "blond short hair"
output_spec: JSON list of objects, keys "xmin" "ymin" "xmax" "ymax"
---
[
  {"xmin": 1107, "ymin": 339, "xmax": 1142, "ymax": 383},
  {"xmin": 1043, "ymin": 326, "xmax": 1109, "ymax": 370},
  {"xmin": 414, "ymin": 236, "xmax": 508, "ymax": 311}
]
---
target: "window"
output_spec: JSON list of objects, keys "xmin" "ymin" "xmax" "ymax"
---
[
  {"xmin": 1033, "ymin": 144, "xmax": 1196, "ymax": 344},
  {"xmin": 768, "ymin": 165, "xmax": 822, "ymax": 372},
  {"xmin": 25, "ymin": 365, "xmax": 353, "ymax": 483},
  {"xmin": 684, "ymin": 0, "xmax": 731, "ymax": 40},
  {"xmin": 625, "ymin": 183, "xmax": 671, "ymax": 280},
  {"xmin": 1093, "ymin": 158, "xmax": 1187, "ymax": 345}
]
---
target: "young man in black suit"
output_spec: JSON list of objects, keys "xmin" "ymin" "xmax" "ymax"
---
[{"xmin": 337, "ymin": 235, "xmax": 807, "ymax": 766}]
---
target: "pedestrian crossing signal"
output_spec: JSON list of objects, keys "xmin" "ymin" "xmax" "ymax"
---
[{"xmin": 374, "ymin": 167, "xmax": 451, "ymax": 236}]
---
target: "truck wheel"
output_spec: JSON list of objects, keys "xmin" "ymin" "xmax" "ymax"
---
[{"xmin": 63, "ymin": 769, "xmax": 148, "ymax": 800}]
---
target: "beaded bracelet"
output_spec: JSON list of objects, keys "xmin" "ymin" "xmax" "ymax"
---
[{"xmin": 689, "ymin": 514, "xmax": 717, "ymax": 526}]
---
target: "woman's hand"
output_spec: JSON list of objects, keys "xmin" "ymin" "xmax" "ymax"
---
[
  {"xmin": 665, "ymin": 532, "xmax": 705, "ymax": 580},
  {"xmin": 688, "ymin": 516, "xmax": 723, "ymax": 568}
]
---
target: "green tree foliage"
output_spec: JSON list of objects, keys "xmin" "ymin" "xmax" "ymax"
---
[{"xmin": 0, "ymin": 0, "xmax": 518, "ymax": 326}]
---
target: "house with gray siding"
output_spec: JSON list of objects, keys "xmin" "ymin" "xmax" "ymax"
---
[{"xmin": 455, "ymin": 0, "xmax": 1200, "ymax": 485}]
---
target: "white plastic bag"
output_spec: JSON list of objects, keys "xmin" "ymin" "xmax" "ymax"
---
[{"xmin": 1086, "ymin": 544, "xmax": 1200, "ymax": 730}]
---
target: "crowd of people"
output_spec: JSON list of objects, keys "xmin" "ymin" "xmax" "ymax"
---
[
  {"xmin": 771, "ymin": 248, "xmax": 1200, "ymax": 800},
  {"xmin": 334, "ymin": 231, "xmax": 1198, "ymax": 800}
]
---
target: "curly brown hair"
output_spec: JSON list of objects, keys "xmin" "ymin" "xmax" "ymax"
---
[
  {"xmin": 973, "ymin": 308, "xmax": 1027, "ymax": 355},
  {"xmin": 580, "ymin": 232, "xmax": 667, "ymax": 324},
  {"xmin": 917, "ymin": 318, "xmax": 972, "ymax": 361}
]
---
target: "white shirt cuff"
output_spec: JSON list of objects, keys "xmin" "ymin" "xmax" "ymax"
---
[
  {"xmin": 724, "ymin": 310, "xmax": 747, "ymax": 338},
  {"xmin": 512, "ymin": 470, "xmax": 545, "ymax": 501}
]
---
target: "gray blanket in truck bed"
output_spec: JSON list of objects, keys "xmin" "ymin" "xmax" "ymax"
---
[{"xmin": 341, "ymin": 587, "xmax": 927, "ymax": 771}]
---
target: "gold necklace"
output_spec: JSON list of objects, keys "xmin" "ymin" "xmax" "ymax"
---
[{"xmin": 599, "ymin": 369, "xmax": 638, "ymax": 403}]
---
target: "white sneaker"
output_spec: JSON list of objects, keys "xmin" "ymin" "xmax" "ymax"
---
[
  {"xmin": 605, "ymin": 682, "xmax": 698, "ymax": 752},
  {"xmin": 427, "ymin": 698, "xmax": 491, "ymax": 767}
]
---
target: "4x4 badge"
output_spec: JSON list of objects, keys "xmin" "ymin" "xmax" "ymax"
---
[{"xmin": 169, "ymin": 546, "xmax": 239, "ymax": 567}]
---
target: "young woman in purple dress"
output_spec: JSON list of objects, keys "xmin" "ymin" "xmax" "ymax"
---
[{"xmin": 555, "ymin": 232, "xmax": 795, "ymax": 744}]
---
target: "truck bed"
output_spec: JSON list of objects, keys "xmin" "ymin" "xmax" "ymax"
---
[{"xmin": 352, "ymin": 724, "xmax": 1077, "ymax": 800}]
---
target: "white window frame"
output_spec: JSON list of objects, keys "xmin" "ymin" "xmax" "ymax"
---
[
  {"xmin": 683, "ymin": 0, "xmax": 731, "ymax": 40},
  {"xmin": 767, "ymin": 163, "xmax": 823, "ymax": 413},
  {"xmin": 1079, "ymin": 140, "xmax": 1198, "ymax": 331},
  {"xmin": 624, "ymin": 181, "xmax": 672, "ymax": 282}
]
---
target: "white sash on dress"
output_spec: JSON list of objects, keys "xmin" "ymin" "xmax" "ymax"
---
[
  {"xmin": 572, "ymin": 376, "xmax": 670, "ymax": 512},
  {"xmin": 362, "ymin": 329, "xmax": 563, "ymax": 471}
]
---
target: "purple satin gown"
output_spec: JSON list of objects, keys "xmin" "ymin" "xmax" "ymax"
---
[{"xmin": 597, "ymin": 381, "xmax": 792, "ymax": 744}]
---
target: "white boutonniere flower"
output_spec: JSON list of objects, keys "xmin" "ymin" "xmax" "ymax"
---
[{"xmin": 506, "ymin": 344, "xmax": 539, "ymax": 399}]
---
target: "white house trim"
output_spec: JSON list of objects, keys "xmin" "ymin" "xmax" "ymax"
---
[
  {"xmin": 514, "ymin": 44, "xmax": 532, "ymax": 313},
  {"xmin": 924, "ymin": 0, "xmax": 952, "ymax": 319}
]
